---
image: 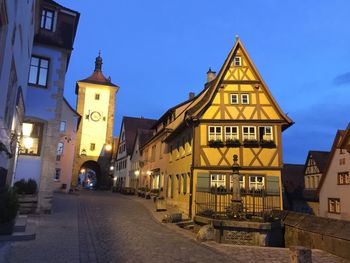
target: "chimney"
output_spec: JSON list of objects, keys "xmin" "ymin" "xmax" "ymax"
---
[
  {"xmin": 207, "ymin": 67, "xmax": 216, "ymax": 82},
  {"xmin": 189, "ymin": 92, "xmax": 195, "ymax": 100}
]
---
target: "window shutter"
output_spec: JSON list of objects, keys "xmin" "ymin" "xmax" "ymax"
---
[
  {"xmin": 196, "ymin": 172, "xmax": 210, "ymax": 192},
  {"xmin": 266, "ymin": 175, "xmax": 280, "ymax": 195}
]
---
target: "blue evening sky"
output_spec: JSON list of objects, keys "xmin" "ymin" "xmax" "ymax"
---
[{"xmin": 59, "ymin": 0, "xmax": 350, "ymax": 164}]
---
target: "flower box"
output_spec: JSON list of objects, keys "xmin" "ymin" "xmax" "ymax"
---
[
  {"xmin": 225, "ymin": 139, "xmax": 241, "ymax": 147},
  {"xmin": 208, "ymin": 140, "xmax": 224, "ymax": 148},
  {"xmin": 259, "ymin": 140, "xmax": 276, "ymax": 148},
  {"xmin": 243, "ymin": 139, "xmax": 259, "ymax": 148}
]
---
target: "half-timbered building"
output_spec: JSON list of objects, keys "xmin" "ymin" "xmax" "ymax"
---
[
  {"xmin": 139, "ymin": 37, "xmax": 293, "ymax": 218},
  {"xmin": 303, "ymin": 150, "xmax": 330, "ymax": 215}
]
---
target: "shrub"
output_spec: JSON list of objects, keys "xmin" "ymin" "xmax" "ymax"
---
[
  {"xmin": 14, "ymin": 179, "xmax": 37, "ymax": 194},
  {"xmin": 0, "ymin": 187, "xmax": 19, "ymax": 224}
]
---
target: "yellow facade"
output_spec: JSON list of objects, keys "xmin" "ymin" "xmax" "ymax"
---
[{"xmin": 139, "ymin": 38, "xmax": 292, "ymax": 218}]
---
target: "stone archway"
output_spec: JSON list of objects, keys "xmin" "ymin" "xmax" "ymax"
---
[{"xmin": 79, "ymin": 161, "xmax": 101, "ymax": 189}]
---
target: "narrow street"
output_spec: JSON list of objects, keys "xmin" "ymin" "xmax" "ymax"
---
[
  {"xmin": 76, "ymin": 191, "xmax": 233, "ymax": 263},
  {"xmin": 6, "ymin": 191, "xmax": 347, "ymax": 263}
]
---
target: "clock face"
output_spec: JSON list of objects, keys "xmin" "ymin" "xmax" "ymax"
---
[{"xmin": 90, "ymin": 111, "xmax": 101, "ymax": 122}]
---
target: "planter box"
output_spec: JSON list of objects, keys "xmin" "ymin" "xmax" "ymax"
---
[
  {"xmin": 243, "ymin": 140, "xmax": 259, "ymax": 148},
  {"xmin": 18, "ymin": 194, "xmax": 38, "ymax": 214},
  {"xmin": 260, "ymin": 141, "xmax": 276, "ymax": 148},
  {"xmin": 155, "ymin": 198, "xmax": 167, "ymax": 211},
  {"xmin": 225, "ymin": 141, "xmax": 241, "ymax": 148},
  {"xmin": 208, "ymin": 141, "xmax": 224, "ymax": 148}
]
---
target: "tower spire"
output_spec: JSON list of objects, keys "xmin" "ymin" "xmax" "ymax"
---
[{"xmin": 94, "ymin": 51, "xmax": 102, "ymax": 72}]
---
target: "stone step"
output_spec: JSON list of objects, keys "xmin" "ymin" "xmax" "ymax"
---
[
  {"xmin": 175, "ymin": 220, "xmax": 194, "ymax": 228},
  {"xmin": 14, "ymin": 215, "xmax": 27, "ymax": 232},
  {"xmin": 0, "ymin": 218, "xmax": 36, "ymax": 242}
]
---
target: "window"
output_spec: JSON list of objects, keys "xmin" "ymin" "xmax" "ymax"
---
[
  {"xmin": 56, "ymin": 142, "xmax": 64, "ymax": 161},
  {"xmin": 242, "ymin": 126, "xmax": 256, "ymax": 140},
  {"xmin": 249, "ymin": 176, "xmax": 264, "ymax": 190},
  {"xmin": 41, "ymin": 9, "xmax": 54, "ymax": 31},
  {"xmin": 241, "ymin": 94, "xmax": 249, "ymax": 104},
  {"xmin": 234, "ymin": 56, "xmax": 242, "ymax": 66},
  {"xmin": 338, "ymin": 172, "xmax": 349, "ymax": 185},
  {"xmin": 339, "ymin": 158, "xmax": 346, "ymax": 165},
  {"xmin": 54, "ymin": 168, "xmax": 61, "ymax": 181},
  {"xmin": 28, "ymin": 56, "xmax": 49, "ymax": 87},
  {"xmin": 20, "ymin": 122, "xmax": 43, "ymax": 156},
  {"xmin": 208, "ymin": 126, "xmax": 222, "ymax": 141},
  {"xmin": 229, "ymin": 174, "xmax": 245, "ymax": 190},
  {"xmin": 259, "ymin": 126, "xmax": 273, "ymax": 141},
  {"xmin": 225, "ymin": 126, "xmax": 239, "ymax": 141},
  {"xmin": 183, "ymin": 174, "xmax": 187, "ymax": 194},
  {"xmin": 230, "ymin": 94, "xmax": 238, "ymax": 104},
  {"xmin": 151, "ymin": 145, "xmax": 156, "ymax": 162},
  {"xmin": 210, "ymin": 174, "xmax": 226, "ymax": 188},
  {"xmin": 59, "ymin": 121, "xmax": 66, "ymax": 132},
  {"xmin": 159, "ymin": 142, "xmax": 163, "ymax": 159},
  {"xmin": 90, "ymin": 143, "xmax": 96, "ymax": 151},
  {"xmin": 328, "ymin": 198, "xmax": 340, "ymax": 214},
  {"xmin": 95, "ymin": 93, "xmax": 100, "ymax": 100}
]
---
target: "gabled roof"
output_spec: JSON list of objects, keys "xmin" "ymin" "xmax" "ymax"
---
[
  {"xmin": 339, "ymin": 122, "xmax": 350, "ymax": 149},
  {"xmin": 185, "ymin": 37, "xmax": 293, "ymax": 130},
  {"xmin": 318, "ymin": 129, "xmax": 347, "ymax": 194},
  {"xmin": 76, "ymin": 54, "xmax": 119, "ymax": 94},
  {"xmin": 304, "ymin": 150, "xmax": 331, "ymax": 174},
  {"xmin": 121, "ymin": 117, "xmax": 157, "ymax": 156},
  {"xmin": 130, "ymin": 129, "xmax": 154, "ymax": 159}
]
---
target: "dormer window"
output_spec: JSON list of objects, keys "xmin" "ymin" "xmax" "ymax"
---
[
  {"xmin": 41, "ymin": 9, "xmax": 54, "ymax": 31},
  {"xmin": 234, "ymin": 56, "xmax": 242, "ymax": 66}
]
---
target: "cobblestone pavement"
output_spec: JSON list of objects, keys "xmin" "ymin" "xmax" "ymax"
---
[{"xmin": 5, "ymin": 191, "xmax": 349, "ymax": 263}]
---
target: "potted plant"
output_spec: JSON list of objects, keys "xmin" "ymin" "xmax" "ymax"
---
[
  {"xmin": 243, "ymin": 139, "xmax": 259, "ymax": 148},
  {"xmin": 208, "ymin": 139, "xmax": 224, "ymax": 148},
  {"xmin": 0, "ymin": 187, "xmax": 19, "ymax": 235},
  {"xmin": 225, "ymin": 139, "xmax": 241, "ymax": 147},
  {"xmin": 259, "ymin": 140, "xmax": 276, "ymax": 148}
]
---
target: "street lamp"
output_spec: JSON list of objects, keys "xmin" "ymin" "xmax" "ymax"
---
[{"xmin": 231, "ymin": 154, "xmax": 243, "ymax": 217}]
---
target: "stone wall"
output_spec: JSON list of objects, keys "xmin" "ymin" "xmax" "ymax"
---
[{"xmin": 275, "ymin": 210, "xmax": 350, "ymax": 260}]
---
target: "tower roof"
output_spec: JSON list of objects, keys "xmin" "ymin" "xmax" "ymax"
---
[{"xmin": 76, "ymin": 53, "xmax": 119, "ymax": 92}]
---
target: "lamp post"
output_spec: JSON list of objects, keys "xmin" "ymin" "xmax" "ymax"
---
[{"xmin": 231, "ymin": 154, "xmax": 243, "ymax": 217}]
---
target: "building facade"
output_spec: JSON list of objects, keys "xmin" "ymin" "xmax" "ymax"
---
[
  {"xmin": 72, "ymin": 54, "xmax": 119, "ymax": 189},
  {"xmin": 0, "ymin": 0, "xmax": 39, "ymax": 186},
  {"xmin": 303, "ymin": 151, "xmax": 330, "ymax": 215},
  {"xmin": 138, "ymin": 37, "xmax": 293, "ymax": 218},
  {"xmin": 15, "ymin": 0, "xmax": 79, "ymax": 213},
  {"xmin": 54, "ymin": 98, "xmax": 80, "ymax": 193},
  {"xmin": 113, "ymin": 117, "xmax": 156, "ymax": 189},
  {"xmin": 319, "ymin": 124, "xmax": 350, "ymax": 220}
]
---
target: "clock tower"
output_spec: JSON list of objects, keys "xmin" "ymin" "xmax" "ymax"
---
[{"xmin": 72, "ymin": 53, "xmax": 119, "ymax": 187}]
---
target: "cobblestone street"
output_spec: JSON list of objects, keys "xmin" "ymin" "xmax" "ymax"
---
[{"xmin": 5, "ymin": 191, "xmax": 349, "ymax": 263}]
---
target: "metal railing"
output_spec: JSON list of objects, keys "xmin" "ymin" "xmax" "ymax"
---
[{"xmin": 195, "ymin": 188, "xmax": 281, "ymax": 218}]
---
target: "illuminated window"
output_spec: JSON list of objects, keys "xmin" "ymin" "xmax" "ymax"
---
[
  {"xmin": 241, "ymin": 94, "xmax": 249, "ymax": 104},
  {"xmin": 229, "ymin": 174, "xmax": 245, "ymax": 190},
  {"xmin": 20, "ymin": 122, "xmax": 43, "ymax": 156},
  {"xmin": 328, "ymin": 198, "xmax": 340, "ymax": 214},
  {"xmin": 210, "ymin": 174, "xmax": 226, "ymax": 188},
  {"xmin": 234, "ymin": 56, "xmax": 242, "ymax": 66},
  {"xmin": 338, "ymin": 172, "xmax": 349, "ymax": 185},
  {"xmin": 40, "ymin": 9, "xmax": 54, "ymax": 31},
  {"xmin": 259, "ymin": 126, "xmax": 273, "ymax": 141},
  {"xmin": 242, "ymin": 126, "xmax": 256, "ymax": 140},
  {"xmin": 225, "ymin": 126, "xmax": 239, "ymax": 141},
  {"xmin": 28, "ymin": 56, "xmax": 49, "ymax": 87},
  {"xmin": 90, "ymin": 143, "xmax": 95, "ymax": 151},
  {"xmin": 208, "ymin": 126, "xmax": 222, "ymax": 141},
  {"xmin": 249, "ymin": 176, "xmax": 264, "ymax": 190},
  {"xmin": 230, "ymin": 94, "xmax": 238, "ymax": 104}
]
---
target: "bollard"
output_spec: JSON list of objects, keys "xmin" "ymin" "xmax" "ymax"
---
[{"xmin": 289, "ymin": 246, "xmax": 312, "ymax": 263}]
